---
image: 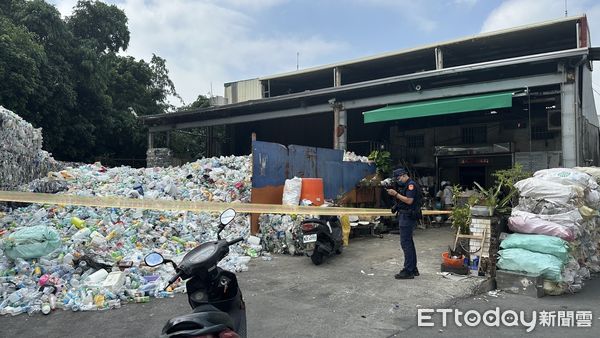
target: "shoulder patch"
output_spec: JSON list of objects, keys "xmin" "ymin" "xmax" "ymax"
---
[{"xmin": 408, "ymin": 184, "xmax": 415, "ymax": 191}]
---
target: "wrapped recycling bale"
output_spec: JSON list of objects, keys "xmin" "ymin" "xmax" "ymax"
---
[
  {"xmin": 512, "ymin": 209, "xmax": 583, "ymax": 227},
  {"xmin": 497, "ymin": 248, "xmax": 564, "ymax": 281},
  {"xmin": 515, "ymin": 198, "xmax": 575, "ymax": 215},
  {"xmin": 1, "ymin": 225, "xmax": 61, "ymax": 259},
  {"xmin": 514, "ymin": 177, "xmax": 584, "ymax": 207},
  {"xmin": 508, "ymin": 209, "xmax": 578, "ymax": 240},
  {"xmin": 533, "ymin": 168, "xmax": 598, "ymax": 190},
  {"xmin": 500, "ymin": 233, "xmax": 569, "ymax": 262},
  {"xmin": 574, "ymin": 167, "xmax": 600, "ymax": 184}
]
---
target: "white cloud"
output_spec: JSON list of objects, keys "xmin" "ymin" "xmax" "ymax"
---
[
  {"xmin": 351, "ymin": 0, "xmax": 438, "ymax": 32},
  {"xmin": 454, "ymin": 0, "xmax": 478, "ymax": 6},
  {"xmin": 49, "ymin": 0, "xmax": 347, "ymax": 105},
  {"xmin": 50, "ymin": 0, "xmax": 77, "ymax": 17},
  {"xmin": 481, "ymin": 0, "xmax": 600, "ymax": 117}
]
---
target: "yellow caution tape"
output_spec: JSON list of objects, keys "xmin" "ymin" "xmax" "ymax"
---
[{"xmin": 0, "ymin": 190, "xmax": 450, "ymax": 216}]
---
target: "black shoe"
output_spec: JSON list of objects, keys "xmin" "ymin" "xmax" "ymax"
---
[
  {"xmin": 413, "ymin": 268, "xmax": 420, "ymax": 276},
  {"xmin": 395, "ymin": 270, "xmax": 415, "ymax": 279}
]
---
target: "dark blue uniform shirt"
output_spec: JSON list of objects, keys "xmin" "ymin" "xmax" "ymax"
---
[{"xmin": 398, "ymin": 178, "xmax": 418, "ymax": 227}]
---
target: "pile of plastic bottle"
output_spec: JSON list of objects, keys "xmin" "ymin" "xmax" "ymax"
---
[{"xmin": 0, "ymin": 156, "xmax": 257, "ymax": 316}]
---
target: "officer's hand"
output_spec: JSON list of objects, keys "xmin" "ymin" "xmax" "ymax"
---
[{"xmin": 386, "ymin": 189, "xmax": 397, "ymax": 196}]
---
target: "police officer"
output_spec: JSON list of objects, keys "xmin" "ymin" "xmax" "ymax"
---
[{"xmin": 386, "ymin": 168, "xmax": 419, "ymax": 279}]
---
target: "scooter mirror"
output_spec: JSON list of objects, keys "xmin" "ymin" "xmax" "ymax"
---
[
  {"xmin": 219, "ymin": 208, "xmax": 236, "ymax": 226},
  {"xmin": 144, "ymin": 252, "xmax": 164, "ymax": 267}
]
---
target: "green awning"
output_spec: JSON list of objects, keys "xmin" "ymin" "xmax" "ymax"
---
[{"xmin": 363, "ymin": 91, "xmax": 514, "ymax": 124}]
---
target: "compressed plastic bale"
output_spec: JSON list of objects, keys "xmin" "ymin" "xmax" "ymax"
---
[
  {"xmin": 1, "ymin": 225, "xmax": 61, "ymax": 259},
  {"xmin": 584, "ymin": 189, "xmax": 600, "ymax": 209},
  {"xmin": 508, "ymin": 216, "xmax": 575, "ymax": 241},
  {"xmin": 533, "ymin": 168, "xmax": 598, "ymax": 190},
  {"xmin": 0, "ymin": 107, "xmax": 72, "ymax": 191},
  {"xmin": 500, "ymin": 233, "xmax": 569, "ymax": 262},
  {"xmin": 497, "ymin": 248, "xmax": 564, "ymax": 281},
  {"xmin": 514, "ymin": 177, "xmax": 584, "ymax": 206},
  {"xmin": 282, "ymin": 177, "xmax": 302, "ymax": 206},
  {"xmin": 515, "ymin": 209, "xmax": 583, "ymax": 227},
  {"xmin": 574, "ymin": 167, "xmax": 600, "ymax": 184}
]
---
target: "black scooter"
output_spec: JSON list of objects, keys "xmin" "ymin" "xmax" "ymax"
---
[
  {"xmin": 300, "ymin": 216, "xmax": 343, "ymax": 265},
  {"xmin": 144, "ymin": 208, "xmax": 246, "ymax": 338}
]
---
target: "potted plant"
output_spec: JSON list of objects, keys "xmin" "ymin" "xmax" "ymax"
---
[
  {"xmin": 471, "ymin": 164, "xmax": 532, "ymax": 217},
  {"xmin": 472, "ymin": 182, "xmax": 500, "ymax": 217}
]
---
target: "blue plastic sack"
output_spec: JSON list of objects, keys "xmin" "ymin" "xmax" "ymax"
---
[
  {"xmin": 1, "ymin": 225, "xmax": 61, "ymax": 259},
  {"xmin": 500, "ymin": 233, "xmax": 569, "ymax": 262},
  {"xmin": 497, "ymin": 248, "xmax": 564, "ymax": 281}
]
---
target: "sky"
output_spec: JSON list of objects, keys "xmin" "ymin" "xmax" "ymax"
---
[{"xmin": 48, "ymin": 0, "xmax": 600, "ymax": 109}]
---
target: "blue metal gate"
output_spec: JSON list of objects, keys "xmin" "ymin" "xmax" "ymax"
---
[{"xmin": 252, "ymin": 141, "xmax": 375, "ymax": 199}]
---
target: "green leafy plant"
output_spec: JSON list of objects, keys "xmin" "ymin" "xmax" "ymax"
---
[
  {"xmin": 472, "ymin": 164, "xmax": 533, "ymax": 216},
  {"xmin": 473, "ymin": 181, "xmax": 501, "ymax": 214},
  {"xmin": 492, "ymin": 164, "xmax": 532, "ymax": 214},
  {"xmin": 368, "ymin": 150, "xmax": 392, "ymax": 177},
  {"xmin": 451, "ymin": 185, "xmax": 471, "ymax": 234}
]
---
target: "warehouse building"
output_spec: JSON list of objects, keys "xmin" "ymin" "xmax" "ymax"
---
[{"xmin": 142, "ymin": 15, "xmax": 599, "ymax": 188}]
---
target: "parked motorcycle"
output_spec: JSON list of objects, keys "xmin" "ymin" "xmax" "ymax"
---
[
  {"xmin": 144, "ymin": 208, "xmax": 246, "ymax": 338},
  {"xmin": 300, "ymin": 216, "xmax": 343, "ymax": 265}
]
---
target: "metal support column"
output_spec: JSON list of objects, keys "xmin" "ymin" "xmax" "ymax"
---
[
  {"xmin": 148, "ymin": 132, "xmax": 154, "ymax": 149},
  {"xmin": 435, "ymin": 47, "xmax": 444, "ymax": 70},
  {"xmin": 339, "ymin": 108, "xmax": 347, "ymax": 150},
  {"xmin": 560, "ymin": 64, "xmax": 578, "ymax": 167},
  {"xmin": 333, "ymin": 67, "xmax": 342, "ymax": 149}
]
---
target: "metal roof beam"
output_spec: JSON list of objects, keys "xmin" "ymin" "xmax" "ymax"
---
[
  {"xmin": 149, "ymin": 73, "xmax": 563, "ymax": 132},
  {"xmin": 149, "ymin": 103, "xmax": 331, "ymax": 132},
  {"xmin": 142, "ymin": 47, "xmax": 588, "ymax": 125},
  {"xmin": 346, "ymin": 73, "xmax": 563, "ymax": 110}
]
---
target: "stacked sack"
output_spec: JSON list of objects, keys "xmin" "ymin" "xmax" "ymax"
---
[{"xmin": 498, "ymin": 168, "xmax": 600, "ymax": 294}]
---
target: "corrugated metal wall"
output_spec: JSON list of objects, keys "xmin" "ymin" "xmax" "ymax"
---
[
  {"xmin": 224, "ymin": 79, "xmax": 262, "ymax": 104},
  {"xmin": 251, "ymin": 140, "xmax": 375, "ymax": 199}
]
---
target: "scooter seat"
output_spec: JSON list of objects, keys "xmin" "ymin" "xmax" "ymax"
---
[{"xmin": 161, "ymin": 305, "xmax": 235, "ymax": 337}]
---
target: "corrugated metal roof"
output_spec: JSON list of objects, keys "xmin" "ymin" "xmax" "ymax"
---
[{"xmin": 259, "ymin": 15, "xmax": 585, "ymax": 81}]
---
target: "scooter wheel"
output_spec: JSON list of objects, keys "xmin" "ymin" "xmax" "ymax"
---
[
  {"xmin": 335, "ymin": 245, "xmax": 343, "ymax": 254},
  {"xmin": 311, "ymin": 252, "xmax": 324, "ymax": 265}
]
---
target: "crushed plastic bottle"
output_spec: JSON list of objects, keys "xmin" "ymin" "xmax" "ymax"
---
[{"xmin": 0, "ymin": 153, "xmax": 269, "ymax": 316}]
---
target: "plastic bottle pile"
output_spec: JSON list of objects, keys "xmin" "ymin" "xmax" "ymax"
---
[
  {"xmin": 499, "ymin": 168, "xmax": 600, "ymax": 295},
  {"xmin": 0, "ymin": 156, "xmax": 256, "ymax": 316},
  {"xmin": 343, "ymin": 151, "xmax": 370, "ymax": 163},
  {"xmin": 0, "ymin": 106, "xmax": 67, "ymax": 191},
  {"xmin": 259, "ymin": 214, "xmax": 305, "ymax": 256}
]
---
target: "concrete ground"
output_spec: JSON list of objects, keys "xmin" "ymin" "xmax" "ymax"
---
[
  {"xmin": 0, "ymin": 226, "xmax": 488, "ymax": 337},
  {"xmin": 402, "ymin": 276, "xmax": 600, "ymax": 337}
]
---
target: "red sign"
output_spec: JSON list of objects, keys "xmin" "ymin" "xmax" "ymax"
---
[{"xmin": 460, "ymin": 158, "xmax": 489, "ymax": 165}]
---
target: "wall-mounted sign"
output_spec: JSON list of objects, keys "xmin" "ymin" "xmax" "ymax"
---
[{"xmin": 460, "ymin": 158, "xmax": 489, "ymax": 165}]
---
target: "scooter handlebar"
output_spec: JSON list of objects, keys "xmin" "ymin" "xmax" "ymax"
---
[{"xmin": 164, "ymin": 271, "xmax": 182, "ymax": 290}]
